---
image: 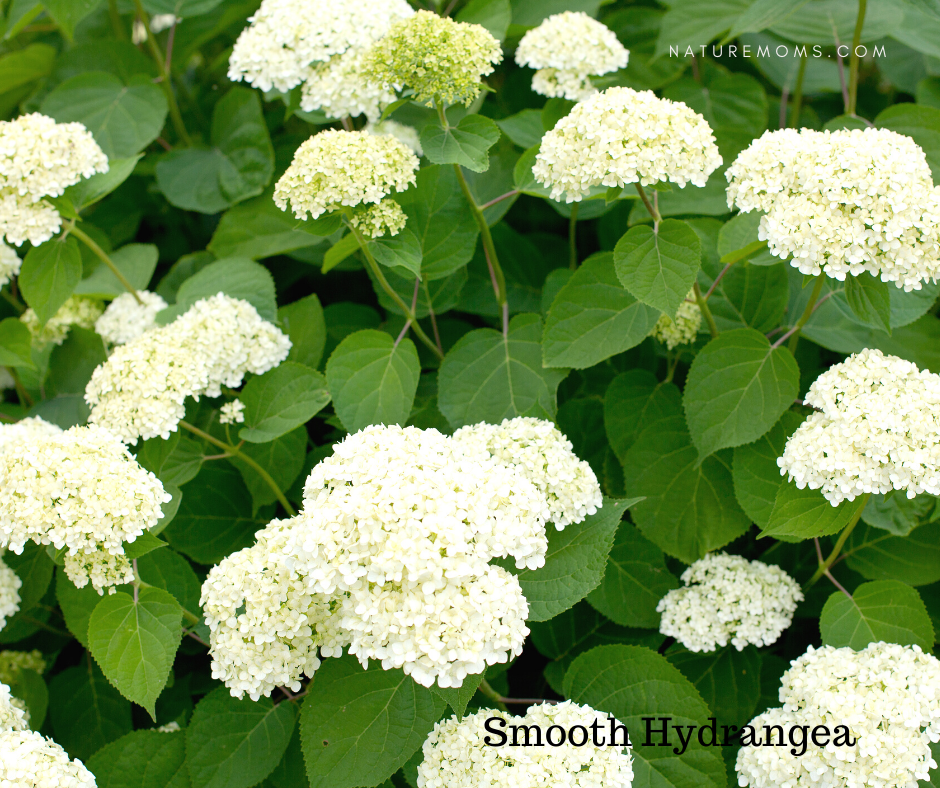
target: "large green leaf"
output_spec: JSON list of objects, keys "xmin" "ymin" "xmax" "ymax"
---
[
  {"xmin": 565, "ymin": 645, "xmax": 728, "ymax": 788},
  {"xmin": 431, "ymin": 672, "xmax": 484, "ymax": 720},
  {"xmin": 683, "ymin": 328, "xmax": 800, "ymax": 459},
  {"xmin": 368, "ymin": 227, "xmax": 423, "ymax": 279},
  {"xmin": 239, "ymin": 362, "xmax": 331, "ymax": 443},
  {"xmin": 844, "ymin": 273, "xmax": 892, "ymax": 334},
  {"xmin": 438, "ymin": 313, "xmax": 568, "ymax": 427},
  {"xmin": 655, "ymin": 0, "xmax": 750, "ymax": 57},
  {"xmin": 587, "ymin": 521, "xmax": 679, "ymax": 628},
  {"xmin": 156, "ymin": 87, "xmax": 274, "ymax": 213},
  {"xmin": 762, "ymin": 483, "xmax": 859, "ymax": 540},
  {"xmin": 769, "ymin": 0, "xmax": 904, "ymax": 45},
  {"xmin": 543, "ymin": 252, "xmax": 659, "ymax": 369},
  {"xmin": 157, "ymin": 257, "xmax": 277, "ymax": 323},
  {"xmin": 56, "ymin": 569, "xmax": 102, "ymax": 648},
  {"xmin": 325, "ymin": 329, "xmax": 420, "ymax": 433},
  {"xmin": 0, "ymin": 43, "xmax": 55, "ymax": 115},
  {"xmin": 0, "ymin": 318, "xmax": 36, "ymax": 368},
  {"xmin": 136, "ymin": 431, "xmax": 204, "ymax": 488},
  {"xmin": 279, "ymin": 294, "xmax": 327, "ymax": 370},
  {"xmin": 42, "ymin": 72, "xmax": 167, "ymax": 159},
  {"xmin": 724, "ymin": 0, "xmax": 808, "ymax": 40},
  {"xmin": 456, "ymin": 0, "xmax": 511, "ymax": 40},
  {"xmin": 86, "ymin": 729, "xmax": 189, "ymax": 788},
  {"xmin": 862, "ymin": 492, "xmax": 939, "ymax": 536},
  {"xmin": 604, "ymin": 370, "xmax": 666, "ymax": 463},
  {"xmin": 49, "ymin": 663, "xmax": 132, "ymax": 761},
  {"xmin": 88, "ymin": 587, "xmax": 182, "ymax": 719},
  {"xmin": 820, "ymin": 580, "xmax": 934, "ymax": 650},
  {"xmin": 19, "ymin": 236, "xmax": 82, "ymax": 326},
  {"xmin": 74, "ymin": 243, "xmax": 158, "ymax": 299},
  {"xmin": 420, "ymin": 114, "xmax": 501, "ymax": 173},
  {"xmin": 613, "ymin": 219, "xmax": 702, "ymax": 318},
  {"xmin": 41, "ymin": 0, "xmax": 103, "ymax": 39},
  {"xmin": 623, "ymin": 382, "xmax": 751, "ymax": 563},
  {"xmin": 300, "ymin": 655, "xmax": 444, "ymax": 788},
  {"xmin": 143, "ymin": 0, "xmax": 224, "ymax": 17},
  {"xmin": 136, "ymin": 547, "xmax": 203, "ymax": 622},
  {"xmin": 844, "ymin": 522, "xmax": 940, "ymax": 586},
  {"xmin": 186, "ymin": 687, "xmax": 296, "ymax": 788}
]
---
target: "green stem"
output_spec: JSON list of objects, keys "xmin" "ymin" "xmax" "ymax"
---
[
  {"xmin": 785, "ymin": 274, "xmax": 826, "ymax": 355},
  {"xmin": 791, "ymin": 51, "xmax": 808, "ymax": 127},
  {"xmin": 132, "ymin": 0, "xmax": 192, "ymax": 146},
  {"xmin": 569, "ymin": 203, "xmax": 579, "ymax": 270},
  {"xmin": 179, "ymin": 420, "xmax": 297, "ymax": 516},
  {"xmin": 68, "ymin": 225, "xmax": 144, "ymax": 304},
  {"xmin": 806, "ymin": 493, "xmax": 870, "ymax": 588},
  {"xmin": 346, "ymin": 223, "xmax": 443, "ymax": 360},
  {"xmin": 108, "ymin": 0, "xmax": 126, "ymax": 39},
  {"xmin": 478, "ymin": 679, "xmax": 507, "ymax": 711},
  {"xmin": 847, "ymin": 0, "xmax": 867, "ymax": 116},
  {"xmin": 634, "ymin": 183, "xmax": 662, "ymax": 226},
  {"xmin": 693, "ymin": 281, "xmax": 718, "ymax": 339}
]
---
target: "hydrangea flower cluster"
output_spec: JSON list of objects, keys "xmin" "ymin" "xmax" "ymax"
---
[
  {"xmin": 85, "ymin": 293, "xmax": 291, "ymax": 444},
  {"xmin": 0, "ymin": 113, "xmax": 108, "ymax": 246},
  {"xmin": 0, "ymin": 424, "xmax": 171, "ymax": 593},
  {"xmin": 218, "ymin": 399, "xmax": 245, "ymax": 425},
  {"xmin": 366, "ymin": 119, "xmax": 423, "ymax": 156},
  {"xmin": 0, "ymin": 729, "xmax": 97, "ymax": 788},
  {"xmin": 779, "ymin": 348, "xmax": 940, "ymax": 505},
  {"xmin": 94, "ymin": 290, "xmax": 167, "ymax": 345},
  {"xmin": 228, "ymin": 0, "xmax": 413, "ymax": 120},
  {"xmin": 726, "ymin": 128, "xmax": 940, "ymax": 290},
  {"xmin": 736, "ymin": 642, "xmax": 940, "ymax": 788},
  {"xmin": 362, "ymin": 10, "xmax": 503, "ymax": 106},
  {"xmin": 0, "ymin": 416, "xmax": 61, "ymax": 455},
  {"xmin": 21, "ymin": 296, "xmax": 104, "ymax": 349},
  {"xmin": 652, "ymin": 292, "xmax": 701, "ymax": 349},
  {"xmin": 274, "ymin": 130, "xmax": 418, "ymax": 238},
  {"xmin": 533, "ymin": 87, "xmax": 722, "ymax": 202},
  {"xmin": 418, "ymin": 702, "xmax": 634, "ymax": 788},
  {"xmin": 202, "ymin": 419, "xmax": 603, "ymax": 697},
  {"xmin": 0, "ymin": 241, "xmax": 20, "ymax": 288},
  {"xmin": 515, "ymin": 12, "xmax": 629, "ymax": 101},
  {"xmin": 0, "ymin": 558, "xmax": 21, "ymax": 632},
  {"xmin": 657, "ymin": 553, "xmax": 803, "ymax": 652},
  {"xmin": 0, "ymin": 650, "xmax": 45, "ymax": 685},
  {"xmin": 0, "ymin": 681, "xmax": 28, "ymax": 732}
]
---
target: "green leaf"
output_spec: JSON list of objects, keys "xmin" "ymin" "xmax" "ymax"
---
[
  {"xmin": 0, "ymin": 43, "xmax": 55, "ymax": 110},
  {"xmin": 769, "ymin": 0, "xmax": 903, "ymax": 44},
  {"xmin": 88, "ymin": 587, "xmax": 182, "ymax": 719},
  {"xmin": 762, "ymin": 484, "xmax": 860, "ymax": 540},
  {"xmin": 844, "ymin": 273, "xmax": 892, "ymax": 334},
  {"xmin": 20, "ymin": 236, "xmax": 82, "ymax": 326},
  {"xmin": 368, "ymin": 264, "xmax": 467, "ymax": 321},
  {"xmin": 42, "ymin": 72, "xmax": 168, "ymax": 159},
  {"xmin": 239, "ymin": 362, "xmax": 331, "ymax": 443},
  {"xmin": 123, "ymin": 531, "xmax": 168, "ymax": 561},
  {"xmin": 150, "ymin": 484, "xmax": 182, "ymax": 536},
  {"xmin": 709, "ymin": 262, "xmax": 789, "ymax": 334},
  {"xmin": 844, "ymin": 522, "xmax": 940, "ymax": 586},
  {"xmin": 326, "ymin": 329, "xmax": 420, "ymax": 433},
  {"xmin": 565, "ymin": 645, "xmax": 728, "ymax": 788},
  {"xmin": 862, "ymin": 491, "xmax": 938, "ymax": 536},
  {"xmin": 6, "ymin": 544, "xmax": 54, "ymax": 613},
  {"xmin": 156, "ymin": 87, "xmax": 274, "ymax": 213},
  {"xmin": 136, "ymin": 431, "xmax": 204, "ymax": 487},
  {"xmin": 496, "ymin": 109, "xmax": 544, "ymax": 149},
  {"xmin": 614, "ymin": 219, "xmax": 703, "ymax": 318},
  {"xmin": 716, "ymin": 212, "xmax": 774, "ymax": 266},
  {"xmin": 158, "ymin": 257, "xmax": 277, "ymax": 323},
  {"xmin": 368, "ymin": 227, "xmax": 423, "ymax": 279},
  {"xmin": 41, "ymin": 0, "xmax": 103, "ymax": 40},
  {"xmin": 187, "ymin": 686, "xmax": 296, "ymax": 788},
  {"xmin": 279, "ymin": 294, "xmax": 327, "ymax": 370},
  {"xmin": 604, "ymin": 370, "xmax": 664, "ymax": 463},
  {"xmin": 684, "ymin": 328, "xmax": 800, "ymax": 459},
  {"xmin": 143, "ymin": 0, "xmax": 224, "ymax": 17},
  {"xmin": 74, "ymin": 243, "xmax": 158, "ymax": 298},
  {"xmin": 543, "ymin": 252, "xmax": 660, "ymax": 369},
  {"xmin": 48, "ymin": 663, "xmax": 132, "ymax": 761},
  {"xmin": 820, "ymin": 580, "xmax": 934, "ymax": 650},
  {"xmin": 0, "ymin": 318, "xmax": 36, "ymax": 368},
  {"xmin": 420, "ymin": 114, "xmax": 501, "ymax": 173},
  {"xmin": 56, "ymin": 569, "xmax": 102, "ymax": 648},
  {"xmin": 9, "ymin": 668, "xmax": 48, "ymax": 731},
  {"xmin": 322, "ymin": 233, "xmax": 359, "ymax": 274},
  {"xmin": 64, "ymin": 156, "xmax": 141, "ymax": 212},
  {"xmin": 587, "ymin": 522, "xmax": 679, "ymax": 628},
  {"xmin": 455, "ymin": 0, "xmax": 511, "ymax": 40},
  {"xmin": 137, "ymin": 547, "xmax": 203, "ymax": 622},
  {"xmin": 266, "ymin": 727, "xmax": 309, "ymax": 788},
  {"xmin": 623, "ymin": 382, "xmax": 751, "ymax": 563},
  {"xmin": 300, "ymin": 655, "xmax": 445, "ymax": 788},
  {"xmin": 724, "ymin": 0, "xmax": 808, "ymax": 40},
  {"xmin": 431, "ymin": 672, "xmax": 483, "ymax": 719},
  {"xmin": 87, "ymin": 729, "xmax": 188, "ymax": 788},
  {"xmin": 163, "ymin": 464, "xmax": 271, "ymax": 564},
  {"xmin": 510, "ymin": 0, "xmax": 602, "ymax": 26},
  {"xmin": 229, "ymin": 427, "xmax": 306, "ymax": 512},
  {"xmin": 876, "ymin": 100, "xmax": 940, "ymax": 181},
  {"xmin": 732, "ymin": 411, "xmax": 804, "ymax": 528},
  {"xmin": 439, "ymin": 313, "xmax": 568, "ymax": 427}
]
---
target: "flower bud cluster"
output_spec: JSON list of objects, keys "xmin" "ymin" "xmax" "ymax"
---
[{"xmin": 652, "ymin": 292, "xmax": 701, "ymax": 349}]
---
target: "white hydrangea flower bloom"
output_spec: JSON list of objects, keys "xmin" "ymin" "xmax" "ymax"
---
[
  {"xmin": 0, "ymin": 425, "xmax": 171, "ymax": 593},
  {"xmin": 85, "ymin": 293, "xmax": 291, "ymax": 444},
  {"xmin": 779, "ymin": 348, "xmax": 940, "ymax": 505},
  {"xmin": 652, "ymin": 293, "xmax": 701, "ymax": 349},
  {"xmin": 156, "ymin": 721, "xmax": 181, "ymax": 733},
  {"xmin": 0, "ymin": 557, "xmax": 21, "ymax": 632},
  {"xmin": 737, "ymin": 642, "xmax": 940, "ymax": 788},
  {"xmin": 366, "ymin": 120, "xmax": 423, "ymax": 156},
  {"xmin": 0, "ymin": 729, "xmax": 96, "ymax": 788},
  {"xmin": 452, "ymin": 417, "xmax": 603, "ymax": 528},
  {"xmin": 0, "ymin": 416, "xmax": 62, "ymax": 455},
  {"xmin": 726, "ymin": 128, "xmax": 940, "ymax": 291},
  {"xmin": 348, "ymin": 198, "xmax": 407, "ymax": 239},
  {"xmin": 418, "ymin": 702, "xmax": 634, "ymax": 788},
  {"xmin": 0, "ymin": 241, "xmax": 21, "ymax": 288},
  {"xmin": 219, "ymin": 399, "xmax": 246, "ymax": 425},
  {"xmin": 0, "ymin": 113, "xmax": 108, "ymax": 247},
  {"xmin": 0, "ymin": 682, "xmax": 28, "ymax": 732},
  {"xmin": 274, "ymin": 130, "xmax": 418, "ymax": 222},
  {"xmin": 657, "ymin": 553, "xmax": 803, "ymax": 652},
  {"xmin": 94, "ymin": 290, "xmax": 167, "ymax": 345},
  {"xmin": 533, "ymin": 87, "xmax": 722, "ymax": 202},
  {"xmin": 21, "ymin": 296, "xmax": 104, "ymax": 349},
  {"xmin": 228, "ymin": 0, "xmax": 413, "ymax": 120},
  {"xmin": 516, "ymin": 12, "xmax": 629, "ymax": 101},
  {"xmin": 0, "ymin": 650, "xmax": 45, "ymax": 685}
]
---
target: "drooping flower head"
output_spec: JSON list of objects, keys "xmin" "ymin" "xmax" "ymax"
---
[
  {"xmin": 652, "ymin": 292, "xmax": 701, "ymax": 349},
  {"xmin": 94, "ymin": 290, "xmax": 167, "ymax": 345},
  {"xmin": 0, "ymin": 729, "xmax": 97, "ymax": 787},
  {"xmin": 228, "ymin": 0, "xmax": 413, "ymax": 120},
  {"xmin": 418, "ymin": 703, "xmax": 634, "ymax": 788},
  {"xmin": 362, "ymin": 10, "xmax": 503, "ymax": 107},
  {"xmin": 0, "ymin": 242, "xmax": 21, "ymax": 288},
  {"xmin": 273, "ymin": 130, "xmax": 418, "ymax": 236},
  {"xmin": 0, "ymin": 113, "xmax": 108, "ymax": 246},
  {"xmin": 21, "ymin": 296, "xmax": 104, "ymax": 349},
  {"xmin": 726, "ymin": 128, "xmax": 940, "ymax": 290},
  {"xmin": 779, "ymin": 348, "xmax": 940, "ymax": 505},
  {"xmin": 85, "ymin": 293, "xmax": 291, "ymax": 444},
  {"xmin": 656, "ymin": 553, "xmax": 803, "ymax": 652},
  {"xmin": 736, "ymin": 642, "xmax": 940, "ymax": 788},
  {"xmin": 0, "ymin": 425, "xmax": 171, "ymax": 593},
  {"xmin": 533, "ymin": 87, "xmax": 722, "ymax": 202},
  {"xmin": 515, "ymin": 12, "xmax": 628, "ymax": 101}
]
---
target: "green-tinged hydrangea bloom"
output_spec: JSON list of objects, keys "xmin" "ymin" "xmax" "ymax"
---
[
  {"xmin": 349, "ymin": 199, "xmax": 407, "ymax": 239},
  {"xmin": 652, "ymin": 293, "xmax": 701, "ymax": 350},
  {"xmin": 361, "ymin": 10, "xmax": 502, "ymax": 107},
  {"xmin": 0, "ymin": 651, "xmax": 45, "ymax": 685}
]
